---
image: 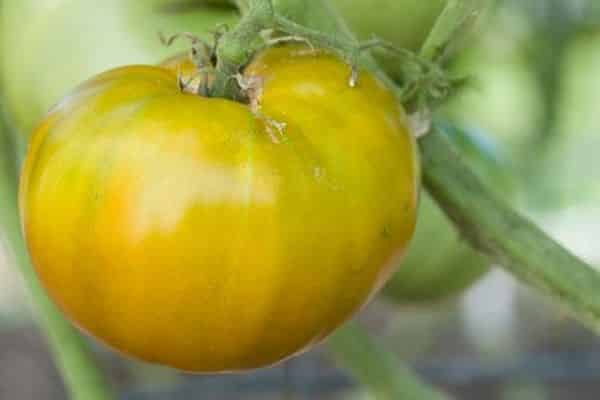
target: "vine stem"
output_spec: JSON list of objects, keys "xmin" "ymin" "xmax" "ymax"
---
[
  {"xmin": 328, "ymin": 323, "xmax": 447, "ymax": 400},
  {"xmin": 0, "ymin": 107, "xmax": 114, "ymax": 400},
  {"xmin": 419, "ymin": 0, "xmax": 490, "ymax": 63},
  {"xmin": 210, "ymin": 0, "xmax": 274, "ymax": 99},
  {"xmin": 420, "ymin": 127, "xmax": 600, "ymax": 331},
  {"xmin": 213, "ymin": 0, "xmax": 410, "ymax": 101}
]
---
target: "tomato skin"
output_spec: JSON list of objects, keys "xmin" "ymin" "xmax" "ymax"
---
[{"xmin": 20, "ymin": 46, "xmax": 419, "ymax": 372}]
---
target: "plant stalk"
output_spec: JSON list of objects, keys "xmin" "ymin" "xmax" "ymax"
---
[
  {"xmin": 419, "ymin": 0, "xmax": 492, "ymax": 63},
  {"xmin": 0, "ymin": 105, "xmax": 114, "ymax": 400},
  {"xmin": 328, "ymin": 323, "xmax": 448, "ymax": 400},
  {"xmin": 211, "ymin": 0, "xmax": 274, "ymax": 99},
  {"xmin": 420, "ymin": 127, "xmax": 600, "ymax": 332}
]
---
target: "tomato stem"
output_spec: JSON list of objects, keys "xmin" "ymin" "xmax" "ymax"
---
[
  {"xmin": 419, "ymin": 0, "xmax": 492, "ymax": 64},
  {"xmin": 210, "ymin": 0, "xmax": 274, "ymax": 99},
  {"xmin": 213, "ymin": 0, "xmax": 455, "ymax": 107},
  {"xmin": 420, "ymin": 126, "xmax": 600, "ymax": 332}
]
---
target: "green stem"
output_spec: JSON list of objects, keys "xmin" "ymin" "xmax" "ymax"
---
[
  {"xmin": 274, "ymin": 15, "xmax": 357, "ymax": 56},
  {"xmin": 420, "ymin": 127, "xmax": 600, "ymax": 332},
  {"xmin": 233, "ymin": 0, "xmax": 250, "ymax": 14},
  {"xmin": 273, "ymin": 0, "xmax": 404, "ymax": 98},
  {"xmin": 211, "ymin": 0, "xmax": 274, "ymax": 99},
  {"xmin": 419, "ymin": 0, "xmax": 493, "ymax": 63},
  {"xmin": 0, "ymin": 106, "xmax": 114, "ymax": 400},
  {"xmin": 328, "ymin": 323, "xmax": 448, "ymax": 400}
]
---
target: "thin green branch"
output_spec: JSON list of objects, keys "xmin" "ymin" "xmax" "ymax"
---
[
  {"xmin": 211, "ymin": 0, "xmax": 274, "ymax": 99},
  {"xmin": 273, "ymin": 15, "xmax": 439, "ymax": 94},
  {"xmin": 328, "ymin": 323, "xmax": 448, "ymax": 400},
  {"xmin": 233, "ymin": 0, "xmax": 250, "ymax": 14},
  {"xmin": 233, "ymin": 0, "xmax": 408, "ymax": 101},
  {"xmin": 0, "ymin": 106, "xmax": 114, "ymax": 400},
  {"xmin": 420, "ymin": 127, "xmax": 600, "ymax": 331},
  {"xmin": 273, "ymin": 14, "xmax": 356, "ymax": 54},
  {"xmin": 420, "ymin": 0, "xmax": 494, "ymax": 63}
]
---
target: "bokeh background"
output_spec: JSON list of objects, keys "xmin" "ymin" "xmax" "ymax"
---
[{"xmin": 1, "ymin": 0, "xmax": 600, "ymax": 398}]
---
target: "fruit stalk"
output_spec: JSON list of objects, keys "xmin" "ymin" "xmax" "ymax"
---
[
  {"xmin": 419, "ymin": 0, "xmax": 490, "ymax": 63},
  {"xmin": 420, "ymin": 127, "xmax": 600, "ymax": 332},
  {"xmin": 210, "ymin": 0, "xmax": 274, "ymax": 99}
]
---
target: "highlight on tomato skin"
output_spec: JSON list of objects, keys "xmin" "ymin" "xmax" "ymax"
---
[{"xmin": 19, "ymin": 45, "xmax": 420, "ymax": 373}]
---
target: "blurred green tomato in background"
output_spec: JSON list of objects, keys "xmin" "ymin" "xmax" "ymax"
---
[
  {"xmin": 383, "ymin": 124, "xmax": 513, "ymax": 304},
  {"xmin": 0, "ymin": 0, "xmax": 237, "ymax": 145},
  {"xmin": 332, "ymin": 0, "xmax": 446, "ymax": 51}
]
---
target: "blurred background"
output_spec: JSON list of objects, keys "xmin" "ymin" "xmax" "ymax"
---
[{"xmin": 1, "ymin": 0, "xmax": 600, "ymax": 398}]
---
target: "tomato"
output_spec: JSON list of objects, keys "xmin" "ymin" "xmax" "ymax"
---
[
  {"xmin": 20, "ymin": 45, "xmax": 419, "ymax": 372},
  {"xmin": 382, "ymin": 124, "xmax": 512, "ymax": 303},
  {"xmin": 0, "ymin": 0, "xmax": 238, "ymax": 144},
  {"xmin": 161, "ymin": 54, "xmax": 493, "ymax": 305},
  {"xmin": 382, "ymin": 193, "xmax": 489, "ymax": 302}
]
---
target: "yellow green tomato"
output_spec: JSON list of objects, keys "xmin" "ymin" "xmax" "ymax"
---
[
  {"xmin": 0, "ymin": 0, "xmax": 238, "ymax": 142},
  {"xmin": 383, "ymin": 194, "xmax": 488, "ymax": 303},
  {"xmin": 383, "ymin": 124, "xmax": 511, "ymax": 303},
  {"xmin": 20, "ymin": 46, "xmax": 420, "ymax": 372}
]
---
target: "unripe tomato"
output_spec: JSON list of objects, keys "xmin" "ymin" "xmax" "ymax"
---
[
  {"xmin": 382, "ymin": 125, "xmax": 512, "ymax": 303},
  {"xmin": 20, "ymin": 46, "xmax": 419, "ymax": 372},
  {"xmin": 331, "ymin": 0, "xmax": 446, "ymax": 51},
  {"xmin": 382, "ymin": 193, "xmax": 489, "ymax": 302},
  {"xmin": 0, "ymin": 0, "xmax": 238, "ymax": 143}
]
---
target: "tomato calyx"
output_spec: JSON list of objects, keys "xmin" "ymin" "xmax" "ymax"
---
[
  {"xmin": 160, "ymin": 30, "xmax": 222, "ymax": 96},
  {"xmin": 22, "ymin": 44, "xmax": 420, "ymax": 372},
  {"xmin": 159, "ymin": 0, "xmax": 459, "ymax": 129}
]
